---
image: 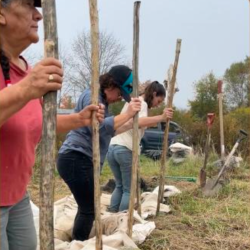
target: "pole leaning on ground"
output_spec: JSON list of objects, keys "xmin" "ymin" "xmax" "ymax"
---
[
  {"xmin": 156, "ymin": 39, "xmax": 182, "ymax": 216},
  {"xmin": 40, "ymin": 0, "xmax": 59, "ymax": 249},
  {"xmin": 127, "ymin": 1, "xmax": 141, "ymax": 238},
  {"xmin": 88, "ymin": 1, "xmax": 102, "ymax": 249}
]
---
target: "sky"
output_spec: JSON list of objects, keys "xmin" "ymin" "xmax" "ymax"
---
[{"xmin": 29, "ymin": 0, "xmax": 249, "ymax": 109}]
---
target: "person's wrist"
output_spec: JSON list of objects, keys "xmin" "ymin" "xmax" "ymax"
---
[
  {"xmin": 75, "ymin": 113, "xmax": 88, "ymax": 127},
  {"xmin": 17, "ymin": 81, "xmax": 33, "ymax": 103},
  {"xmin": 125, "ymin": 111, "xmax": 134, "ymax": 120},
  {"xmin": 161, "ymin": 114, "xmax": 166, "ymax": 121}
]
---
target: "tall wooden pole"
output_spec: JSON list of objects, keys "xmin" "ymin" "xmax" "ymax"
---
[
  {"xmin": 156, "ymin": 39, "xmax": 182, "ymax": 216},
  {"xmin": 136, "ymin": 164, "xmax": 142, "ymax": 216},
  {"xmin": 127, "ymin": 1, "xmax": 141, "ymax": 238},
  {"xmin": 218, "ymin": 80, "xmax": 225, "ymax": 161},
  {"xmin": 40, "ymin": 0, "xmax": 58, "ymax": 249},
  {"xmin": 89, "ymin": 1, "xmax": 102, "ymax": 250}
]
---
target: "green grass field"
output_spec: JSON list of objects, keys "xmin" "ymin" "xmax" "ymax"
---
[{"xmin": 29, "ymin": 153, "xmax": 250, "ymax": 250}]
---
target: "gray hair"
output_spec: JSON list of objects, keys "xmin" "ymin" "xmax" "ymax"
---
[
  {"xmin": 1, "ymin": 0, "xmax": 12, "ymax": 7},
  {"xmin": 1, "ymin": 0, "xmax": 24, "ymax": 7}
]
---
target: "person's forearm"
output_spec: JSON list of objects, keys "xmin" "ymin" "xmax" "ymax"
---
[
  {"xmin": 115, "ymin": 115, "xmax": 164, "ymax": 135},
  {"xmin": 115, "ymin": 118, "xmax": 133, "ymax": 135},
  {"xmin": 113, "ymin": 113, "xmax": 133, "ymax": 130},
  {"xmin": 0, "ymin": 84, "xmax": 30, "ymax": 127},
  {"xmin": 138, "ymin": 115, "xmax": 164, "ymax": 128},
  {"xmin": 56, "ymin": 114, "xmax": 90, "ymax": 133}
]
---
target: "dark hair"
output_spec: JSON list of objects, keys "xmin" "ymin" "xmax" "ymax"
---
[
  {"xmin": 0, "ymin": 50, "xmax": 11, "ymax": 84},
  {"xmin": 143, "ymin": 81, "xmax": 166, "ymax": 108},
  {"xmin": 99, "ymin": 73, "xmax": 120, "ymax": 101},
  {"xmin": 0, "ymin": 1, "xmax": 11, "ymax": 84}
]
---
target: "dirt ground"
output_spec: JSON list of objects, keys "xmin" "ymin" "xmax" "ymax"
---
[{"xmin": 28, "ymin": 172, "xmax": 250, "ymax": 250}]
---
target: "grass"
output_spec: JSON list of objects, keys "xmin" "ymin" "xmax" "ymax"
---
[
  {"xmin": 28, "ymin": 153, "xmax": 250, "ymax": 250},
  {"xmin": 137, "ymin": 156, "xmax": 250, "ymax": 250}
]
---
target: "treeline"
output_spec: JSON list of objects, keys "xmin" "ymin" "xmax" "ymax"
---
[{"xmin": 111, "ymin": 57, "xmax": 250, "ymax": 159}]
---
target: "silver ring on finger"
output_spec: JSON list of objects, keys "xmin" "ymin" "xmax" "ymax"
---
[{"xmin": 48, "ymin": 74, "xmax": 54, "ymax": 82}]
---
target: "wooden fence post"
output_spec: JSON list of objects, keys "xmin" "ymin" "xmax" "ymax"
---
[
  {"xmin": 218, "ymin": 80, "xmax": 225, "ymax": 161},
  {"xmin": 127, "ymin": 1, "xmax": 141, "ymax": 237},
  {"xmin": 40, "ymin": 0, "xmax": 59, "ymax": 249},
  {"xmin": 88, "ymin": 0, "xmax": 102, "ymax": 249},
  {"xmin": 156, "ymin": 39, "xmax": 182, "ymax": 216}
]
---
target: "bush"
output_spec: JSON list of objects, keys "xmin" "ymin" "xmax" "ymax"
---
[{"xmin": 212, "ymin": 107, "xmax": 250, "ymax": 158}]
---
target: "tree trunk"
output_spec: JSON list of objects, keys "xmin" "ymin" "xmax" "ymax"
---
[{"xmin": 40, "ymin": 1, "xmax": 59, "ymax": 249}]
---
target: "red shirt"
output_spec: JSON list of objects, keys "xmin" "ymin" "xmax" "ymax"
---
[{"xmin": 0, "ymin": 59, "xmax": 42, "ymax": 206}]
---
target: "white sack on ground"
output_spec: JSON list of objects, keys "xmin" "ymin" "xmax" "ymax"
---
[
  {"xmin": 213, "ymin": 156, "xmax": 243, "ymax": 170},
  {"xmin": 132, "ymin": 222, "xmax": 155, "ymax": 244},
  {"xmin": 55, "ymin": 232, "xmax": 138, "ymax": 250},
  {"xmin": 89, "ymin": 211, "xmax": 128, "ymax": 238},
  {"xmin": 169, "ymin": 143, "xmax": 193, "ymax": 154},
  {"xmin": 32, "ymin": 185, "xmax": 181, "ymax": 250},
  {"xmin": 140, "ymin": 185, "xmax": 181, "ymax": 219},
  {"xmin": 54, "ymin": 195, "xmax": 77, "ymax": 242},
  {"xmin": 170, "ymin": 143, "xmax": 193, "ymax": 163}
]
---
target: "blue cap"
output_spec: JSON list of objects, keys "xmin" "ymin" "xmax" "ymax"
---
[{"xmin": 108, "ymin": 65, "xmax": 133, "ymax": 102}]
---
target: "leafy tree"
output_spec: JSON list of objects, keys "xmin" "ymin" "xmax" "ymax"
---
[
  {"xmin": 224, "ymin": 57, "xmax": 249, "ymax": 109},
  {"xmin": 108, "ymin": 101, "xmax": 125, "ymax": 116},
  {"xmin": 188, "ymin": 72, "xmax": 220, "ymax": 120}
]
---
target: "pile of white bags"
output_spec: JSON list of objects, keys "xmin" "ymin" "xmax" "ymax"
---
[{"xmin": 32, "ymin": 185, "xmax": 181, "ymax": 250}]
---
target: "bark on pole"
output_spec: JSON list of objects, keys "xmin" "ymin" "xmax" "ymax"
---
[
  {"xmin": 40, "ymin": 1, "xmax": 59, "ymax": 249},
  {"xmin": 136, "ymin": 163, "xmax": 142, "ymax": 216},
  {"xmin": 127, "ymin": 1, "xmax": 141, "ymax": 237},
  {"xmin": 88, "ymin": 1, "xmax": 102, "ymax": 249},
  {"xmin": 156, "ymin": 39, "xmax": 182, "ymax": 216},
  {"xmin": 218, "ymin": 80, "xmax": 225, "ymax": 161}
]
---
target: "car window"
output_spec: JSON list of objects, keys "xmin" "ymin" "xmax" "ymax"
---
[{"xmin": 161, "ymin": 122, "xmax": 180, "ymax": 132}]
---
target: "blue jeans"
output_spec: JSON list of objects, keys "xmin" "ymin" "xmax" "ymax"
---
[
  {"xmin": 107, "ymin": 145, "xmax": 132, "ymax": 212},
  {"xmin": 0, "ymin": 192, "xmax": 37, "ymax": 250}
]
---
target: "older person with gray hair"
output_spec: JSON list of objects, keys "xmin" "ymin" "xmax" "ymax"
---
[{"xmin": 0, "ymin": 1, "xmax": 105, "ymax": 249}]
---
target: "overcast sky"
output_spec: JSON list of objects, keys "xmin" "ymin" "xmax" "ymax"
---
[{"xmin": 29, "ymin": 0, "xmax": 249, "ymax": 109}]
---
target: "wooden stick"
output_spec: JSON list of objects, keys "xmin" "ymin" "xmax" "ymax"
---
[
  {"xmin": 40, "ymin": 1, "xmax": 59, "ymax": 249},
  {"xmin": 136, "ymin": 163, "xmax": 142, "ymax": 216},
  {"xmin": 127, "ymin": 1, "xmax": 141, "ymax": 237},
  {"xmin": 88, "ymin": 1, "xmax": 102, "ymax": 249},
  {"xmin": 156, "ymin": 39, "xmax": 182, "ymax": 216},
  {"xmin": 218, "ymin": 80, "xmax": 225, "ymax": 161}
]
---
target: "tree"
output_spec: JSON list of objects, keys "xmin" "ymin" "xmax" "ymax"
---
[
  {"xmin": 67, "ymin": 30, "xmax": 128, "ymax": 95},
  {"xmin": 22, "ymin": 49, "xmax": 42, "ymax": 66},
  {"xmin": 224, "ymin": 57, "xmax": 250, "ymax": 109},
  {"xmin": 188, "ymin": 72, "xmax": 220, "ymax": 120},
  {"xmin": 57, "ymin": 44, "xmax": 79, "ymax": 107},
  {"xmin": 59, "ymin": 95, "xmax": 75, "ymax": 109},
  {"xmin": 22, "ymin": 44, "xmax": 77, "ymax": 108}
]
